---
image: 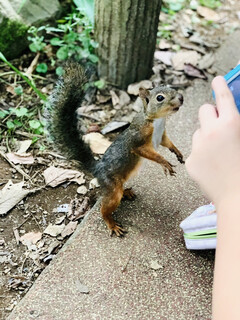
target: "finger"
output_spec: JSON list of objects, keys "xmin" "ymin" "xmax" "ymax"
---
[
  {"xmin": 191, "ymin": 129, "xmax": 201, "ymax": 147},
  {"xmin": 212, "ymin": 76, "xmax": 238, "ymax": 117},
  {"xmin": 198, "ymin": 104, "xmax": 217, "ymax": 129}
]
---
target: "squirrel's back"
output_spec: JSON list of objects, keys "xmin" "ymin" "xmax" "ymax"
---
[{"xmin": 46, "ymin": 61, "xmax": 96, "ymax": 172}]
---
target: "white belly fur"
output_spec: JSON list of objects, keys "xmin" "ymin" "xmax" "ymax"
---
[
  {"xmin": 125, "ymin": 117, "xmax": 166, "ymax": 185},
  {"xmin": 152, "ymin": 118, "xmax": 166, "ymax": 150}
]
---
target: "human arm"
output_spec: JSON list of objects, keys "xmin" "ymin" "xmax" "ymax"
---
[{"xmin": 185, "ymin": 75, "xmax": 240, "ymax": 320}]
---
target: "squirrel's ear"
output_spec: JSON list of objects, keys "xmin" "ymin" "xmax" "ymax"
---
[
  {"xmin": 139, "ymin": 87, "xmax": 150, "ymax": 110},
  {"xmin": 139, "ymin": 87, "xmax": 150, "ymax": 100}
]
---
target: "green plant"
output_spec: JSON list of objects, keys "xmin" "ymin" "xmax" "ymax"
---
[
  {"xmin": 27, "ymin": 9, "xmax": 98, "ymax": 74},
  {"xmin": 28, "ymin": 26, "xmax": 47, "ymax": 53},
  {"xmin": 0, "ymin": 52, "xmax": 47, "ymax": 101},
  {"xmin": 0, "ymin": 106, "xmax": 45, "ymax": 142},
  {"xmin": 157, "ymin": 24, "xmax": 174, "ymax": 40},
  {"xmin": 199, "ymin": 0, "xmax": 221, "ymax": 9},
  {"xmin": 162, "ymin": 0, "xmax": 186, "ymax": 13}
]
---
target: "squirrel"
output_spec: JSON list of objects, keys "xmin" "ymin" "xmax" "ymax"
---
[{"xmin": 47, "ymin": 61, "xmax": 184, "ymax": 236}]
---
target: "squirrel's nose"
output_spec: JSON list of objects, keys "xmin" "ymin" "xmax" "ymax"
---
[{"xmin": 177, "ymin": 93, "xmax": 184, "ymax": 104}]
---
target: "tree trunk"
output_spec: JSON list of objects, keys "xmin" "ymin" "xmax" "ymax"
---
[{"xmin": 95, "ymin": 0, "xmax": 162, "ymax": 89}]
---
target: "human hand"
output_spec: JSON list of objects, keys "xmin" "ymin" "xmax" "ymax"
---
[{"xmin": 186, "ymin": 75, "xmax": 240, "ymax": 206}]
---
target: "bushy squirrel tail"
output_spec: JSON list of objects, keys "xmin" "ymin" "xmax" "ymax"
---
[{"xmin": 46, "ymin": 61, "xmax": 96, "ymax": 173}]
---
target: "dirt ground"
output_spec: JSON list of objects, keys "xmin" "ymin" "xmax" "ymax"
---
[{"xmin": 0, "ymin": 156, "xmax": 97, "ymax": 319}]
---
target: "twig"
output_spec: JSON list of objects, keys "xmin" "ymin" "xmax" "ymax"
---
[
  {"xmin": 20, "ymin": 254, "xmax": 29, "ymax": 275},
  {"xmin": 121, "ymin": 245, "xmax": 134, "ymax": 272},
  {"xmin": 15, "ymin": 130, "xmax": 43, "ymax": 139},
  {"xmin": 78, "ymin": 112, "xmax": 100, "ymax": 122},
  {"xmin": 31, "ymin": 213, "xmax": 42, "ymax": 232},
  {"xmin": 13, "ymin": 228, "xmax": 20, "ymax": 245},
  {"xmin": 15, "ymin": 215, "xmax": 31, "ymax": 230},
  {"xmin": 0, "ymin": 151, "xmax": 31, "ymax": 180},
  {"xmin": 41, "ymin": 151, "xmax": 66, "ymax": 159},
  {"xmin": 25, "ymin": 52, "xmax": 40, "ymax": 80},
  {"xmin": 5, "ymin": 136, "xmax": 11, "ymax": 153},
  {"xmin": 0, "ymin": 71, "xmax": 15, "ymax": 77}
]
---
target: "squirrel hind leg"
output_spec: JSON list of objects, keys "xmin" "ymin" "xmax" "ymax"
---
[{"xmin": 100, "ymin": 185, "xmax": 127, "ymax": 237}]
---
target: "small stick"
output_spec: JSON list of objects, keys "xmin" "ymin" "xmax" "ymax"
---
[
  {"xmin": 13, "ymin": 228, "xmax": 20, "ymax": 245},
  {"xmin": 41, "ymin": 151, "xmax": 66, "ymax": 159},
  {"xmin": 78, "ymin": 112, "xmax": 100, "ymax": 122},
  {"xmin": 15, "ymin": 215, "xmax": 31, "ymax": 230},
  {"xmin": 25, "ymin": 52, "xmax": 40, "ymax": 79},
  {"xmin": 20, "ymin": 254, "xmax": 29, "ymax": 275},
  {"xmin": 121, "ymin": 245, "xmax": 134, "ymax": 272},
  {"xmin": 15, "ymin": 130, "xmax": 43, "ymax": 139}
]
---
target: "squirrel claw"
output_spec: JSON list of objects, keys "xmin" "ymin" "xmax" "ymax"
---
[
  {"xmin": 163, "ymin": 161, "xmax": 176, "ymax": 176},
  {"xmin": 110, "ymin": 224, "xmax": 127, "ymax": 237},
  {"xmin": 177, "ymin": 156, "xmax": 185, "ymax": 164}
]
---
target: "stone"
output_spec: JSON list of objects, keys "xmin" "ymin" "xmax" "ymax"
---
[{"xmin": 0, "ymin": 0, "xmax": 60, "ymax": 59}]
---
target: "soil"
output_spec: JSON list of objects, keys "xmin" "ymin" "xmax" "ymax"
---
[{"xmin": 0, "ymin": 155, "xmax": 98, "ymax": 319}]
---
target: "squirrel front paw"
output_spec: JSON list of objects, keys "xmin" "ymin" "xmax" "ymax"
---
[{"xmin": 163, "ymin": 161, "xmax": 176, "ymax": 176}]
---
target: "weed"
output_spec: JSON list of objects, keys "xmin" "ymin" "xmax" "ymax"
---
[
  {"xmin": 0, "ymin": 105, "xmax": 45, "ymax": 145},
  {"xmin": 0, "ymin": 52, "xmax": 47, "ymax": 101},
  {"xmin": 27, "ymin": 9, "xmax": 98, "ymax": 76},
  {"xmin": 199, "ymin": 0, "xmax": 221, "ymax": 9}
]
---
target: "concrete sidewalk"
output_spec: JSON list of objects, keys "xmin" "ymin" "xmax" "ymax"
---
[{"xmin": 8, "ymin": 31, "xmax": 240, "ymax": 320}]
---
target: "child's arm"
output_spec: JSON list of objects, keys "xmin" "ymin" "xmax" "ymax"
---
[
  {"xmin": 213, "ymin": 195, "xmax": 240, "ymax": 320},
  {"xmin": 186, "ymin": 75, "xmax": 240, "ymax": 320}
]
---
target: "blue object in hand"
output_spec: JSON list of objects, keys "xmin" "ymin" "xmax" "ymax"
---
[{"xmin": 213, "ymin": 64, "xmax": 240, "ymax": 113}]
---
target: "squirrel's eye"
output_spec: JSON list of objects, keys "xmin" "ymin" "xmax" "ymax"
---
[{"xmin": 156, "ymin": 95, "xmax": 165, "ymax": 102}]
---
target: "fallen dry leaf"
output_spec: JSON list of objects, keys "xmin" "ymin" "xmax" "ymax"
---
[
  {"xmin": 16, "ymin": 140, "xmax": 32, "ymax": 154},
  {"xmin": 6, "ymin": 152, "xmax": 34, "ymax": 165},
  {"xmin": 127, "ymin": 80, "xmax": 152, "ymax": 96},
  {"xmin": 197, "ymin": 6, "xmax": 220, "ymax": 22},
  {"xmin": 158, "ymin": 39, "xmax": 171, "ymax": 50},
  {"xmin": 6, "ymin": 85, "xmax": 16, "ymax": 95},
  {"xmin": 20, "ymin": 232, "xmax": 42, "ymax": 250},
  {"xmin": 118, "ymin": 90, "xmax": 131, "ymax": 107},
  {"xmin": 44, "ymin": 223, "xmax": 65, "ymax": 237},
  {"xmin": 101, "ymin": 121, "xmax": 129, "ymax": 135},
  {"xmin": 172, "ymin": 50, "xmax": 201, "ymax": 71},
  {"xmin": 83, "ymin": 133, "xmax": 111, "ymax": 154},
  {"xmin": 110, "ymin": 90, "xmax": 130, "ymax": 109},
  {"xmin": 110, "ymin": 90, "xmax": 119, "ymax": 107},
  {"xmin": 184, "ymin": 63, "xmax": 207, "ymax": 79},
  {"xmin": 198, "ymin": 52, "xmax": 215, "ymax": 70},
  {"xmin": 55, "ymin": 216, "xmax": 65, "ymax": 225},
  {"xmin": 154, "ymin": 51, "xmax": 174, "ymax": 66},
  {"xmin": 43, "ymin": 166, "xmax": 85, "ymax": 187},
  {"xmin": 61, "ymin": 221, "xmax": 78, "ymax": 238},
  {"xmin": 0, "ymin": 180, "xmax": 32, "ymax": 216}
]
